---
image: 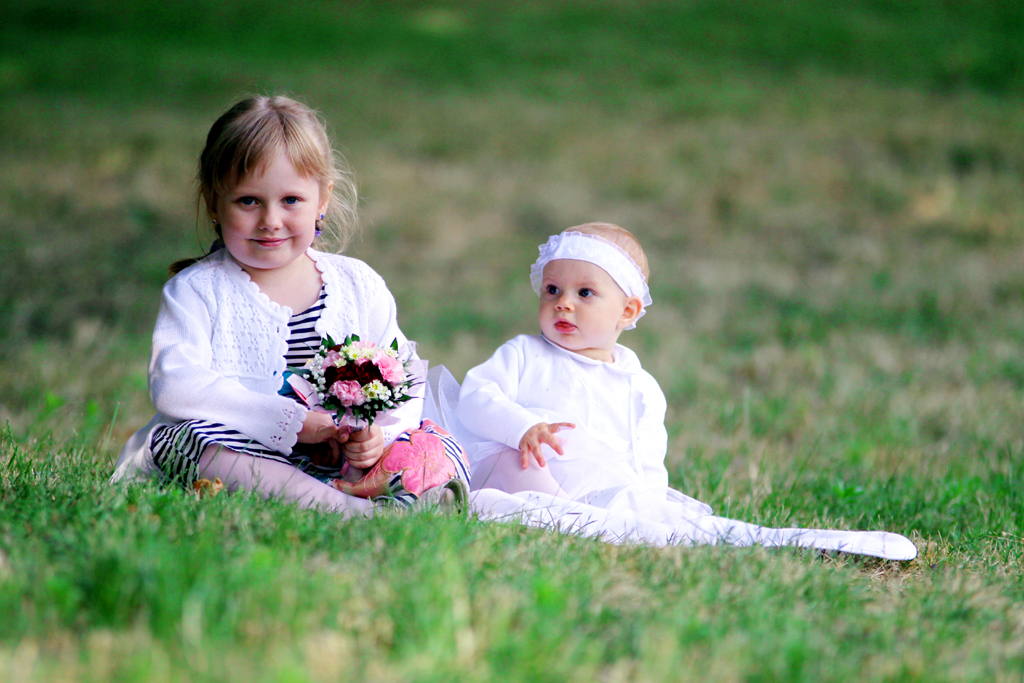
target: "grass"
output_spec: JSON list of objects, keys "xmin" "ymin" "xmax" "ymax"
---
[
  {"xmin": 2, "ymin": 0, "xmax": 1024, "ymax": 680},
  {"xmin": 3, "ymin": 431, "xmax": 1023, "ymax": 681}
]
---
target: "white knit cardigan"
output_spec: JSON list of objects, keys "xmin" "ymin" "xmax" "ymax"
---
[{"xmin": 112, "ymin": 248, "xmax": 421, "ymax": 482}]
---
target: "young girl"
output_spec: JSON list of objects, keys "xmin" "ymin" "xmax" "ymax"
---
[
  {"xmin": 112, "ymin": 95, "xmax": 468, "ymax": 513},
  {"xmin": 457, "ymin": 224, "xmax": 917, "ymax": 559}
]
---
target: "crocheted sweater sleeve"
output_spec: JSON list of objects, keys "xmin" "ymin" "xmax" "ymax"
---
[
  {"xmin": 148, "ymin": 275, "xmax": 306, "ymax": 455},
  {"xmin": 367, "ymin": 279, "xmax": 423, "ymax": 445}
]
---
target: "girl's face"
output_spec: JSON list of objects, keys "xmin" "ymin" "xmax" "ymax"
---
[
  {"xmin": 213, "ymin": 151, "xmax": 330, "ymax": 280},
  {"xmin": 538, "ymin": 259, "xmax": 641, "ymax": 362}
]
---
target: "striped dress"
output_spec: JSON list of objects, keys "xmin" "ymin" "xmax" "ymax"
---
[{"xmin": 151, "ymin": 286, "xmax": 340, "ymax": 486}]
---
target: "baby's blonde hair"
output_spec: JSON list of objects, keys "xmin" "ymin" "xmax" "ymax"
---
[
  {"xmin": 566, "ymin": 222, "xmax": 650, "ymax": 281},
  {"xmin": 172, "ymin": 95, "xmax": 357, "ymax": 274}
]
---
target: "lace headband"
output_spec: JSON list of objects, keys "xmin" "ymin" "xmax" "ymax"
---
[{"xmin": 530, "ymin": 231, "xmax": 652, "ymax": 329}]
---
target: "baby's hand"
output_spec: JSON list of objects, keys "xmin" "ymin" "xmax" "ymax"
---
[
  {"xmin": 342, "ymin": 425, "xmax": 385, "ymax": 469},
  {"xmin": 518, "ymin": 422, "xmax": 575, "ymax": 469}
]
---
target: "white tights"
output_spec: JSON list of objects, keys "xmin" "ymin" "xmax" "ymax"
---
[
  {"xmin": 469, "ymin": 447, "xmax": 571, "ymax": 499},
  {"xmin": 196, "ymin": 446, "xmax": 375, "ymax": 518}
]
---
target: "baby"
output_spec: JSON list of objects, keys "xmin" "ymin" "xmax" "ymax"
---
[
  {"xmin": 456, "ymin": 223, "xmax": 704, "ymax": 515},
  {"xmin": 455, "ymin": 225, "xmax": 917, "ymax": 561}
]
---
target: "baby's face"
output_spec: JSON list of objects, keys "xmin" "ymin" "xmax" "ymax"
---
[{"xmin": 538, "ymin": 259, "xmax": 637, "ymax": 362}]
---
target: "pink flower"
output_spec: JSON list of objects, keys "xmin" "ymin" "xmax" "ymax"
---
[
  {"xmin": 330, "ymin": 380, "xmax": 366, "ymax": 407},
  {"xmin": 324, "ymin": 349, "xmax": 344, "ymax": 368},
  {"xmin": 374, "ymin": 352, "xmax": 406, "ymax": 383}
]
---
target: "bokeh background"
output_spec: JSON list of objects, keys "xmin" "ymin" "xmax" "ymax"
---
[
  {"xmin": 4, "ymin": 3, "xmax": 1024, "ymax": 681},
  {"xmin": 2, "ymin": 0, "xmax": 1023, "ymax": 519}
]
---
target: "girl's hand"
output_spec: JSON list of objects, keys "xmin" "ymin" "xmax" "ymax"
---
[
  {"xmin": 298, "ymin": 411, "xmax": 344, "ymax": 465},
  {"xmin": 298, "ymin": 411, "xmax": 340, "ymax": 444},
  {"xmin": 342, "ymin": 425, "xmax": 385, "ymax": 469},
  {"xmin": 518, "ymin": 422, "xmax": 575, "ymax": 469}
]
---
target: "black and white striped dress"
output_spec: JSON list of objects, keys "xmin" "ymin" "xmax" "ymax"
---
[{"xmin": 151, "ymin": 286, "xmax": 340, "ymax": 486}]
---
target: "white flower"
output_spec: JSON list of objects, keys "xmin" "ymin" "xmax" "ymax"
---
[
  {"xmin": 362, "ymin": 380, "xmax": 391, "ymax": 402},
  {"xmin": 344, "ymin": 340, "xmax": 378, "ymax": 362}
]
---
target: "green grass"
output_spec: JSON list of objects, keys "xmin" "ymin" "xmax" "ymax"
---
[
  {"xmin": 3, "ymin": 0, "xmax": 1024, "ymax": 680},
  {"xmin": 3, "ymin": 431, "xmax": 1023, "ymax": 681}
]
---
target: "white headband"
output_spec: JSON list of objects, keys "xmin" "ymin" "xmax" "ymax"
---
[{"xmin": 530, "ymin": 231, "xmax": 652, "ymax": 329}]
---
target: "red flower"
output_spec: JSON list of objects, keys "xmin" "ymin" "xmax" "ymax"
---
[
  {"xmin": 355, "ymin": 362, "xmax": 383, "ymax": 385},
  {"xmin": 325, "ymin": 364, "xmax": 359, "ymax": 386}
]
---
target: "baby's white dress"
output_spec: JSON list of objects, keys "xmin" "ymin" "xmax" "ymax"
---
[{"xmin": 436, "ymin": 335, "xmax": 916, "ymax": 560}]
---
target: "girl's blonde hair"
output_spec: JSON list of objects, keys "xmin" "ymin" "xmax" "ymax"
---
[{"xmin": 171, "ymin": 95, "xmax": 358, "ymax": 274}]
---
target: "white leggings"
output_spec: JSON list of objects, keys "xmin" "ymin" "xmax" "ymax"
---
[
  {"xmin": 197, "ymin": 446, "xmax": 375, "ymax": 518},
  {"xmin": 469, "ymin": 447, "xmax": 572, "ymax": 499}
]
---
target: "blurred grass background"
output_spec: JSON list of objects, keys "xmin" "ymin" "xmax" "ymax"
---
[
  {"xmin": 2, "ymin": 1, "xmax": 1024, "ymax": 680},
  {"xmin": 3, "ymin": 0, "xmax": 1023, "ymax": 494}
]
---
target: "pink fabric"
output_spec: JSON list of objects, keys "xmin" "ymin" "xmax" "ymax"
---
[{"xmin": 374, "ymin": 419, "xmax": 458, "ymax": 496}]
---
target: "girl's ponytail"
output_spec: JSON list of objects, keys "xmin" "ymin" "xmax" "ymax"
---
[{"xmin": 168, "ymin": 237, "xmax": 223, "ymax": 275}]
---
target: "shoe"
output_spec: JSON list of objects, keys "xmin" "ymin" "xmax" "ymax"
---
[{"xmin": 412, "ymin": 478, "xmax": 469, "ymax": 515}]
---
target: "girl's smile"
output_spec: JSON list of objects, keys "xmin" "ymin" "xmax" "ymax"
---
[{"xmin": 253, "ymin": 237, "xmax": 289, "ymax": 248}]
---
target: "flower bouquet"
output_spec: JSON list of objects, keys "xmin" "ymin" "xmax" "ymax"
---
[
  {"xmin": 281, "ymin": 336, "xmax": 467, "ymax": 506},
  {"xmin": 283, "ymin": 335, "xmax": 417, "ymax": 431}
]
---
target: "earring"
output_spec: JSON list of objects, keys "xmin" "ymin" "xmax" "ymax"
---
[{"xmin": 314, "ymin": 214, "xmax": 324, "ymax": 237}]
